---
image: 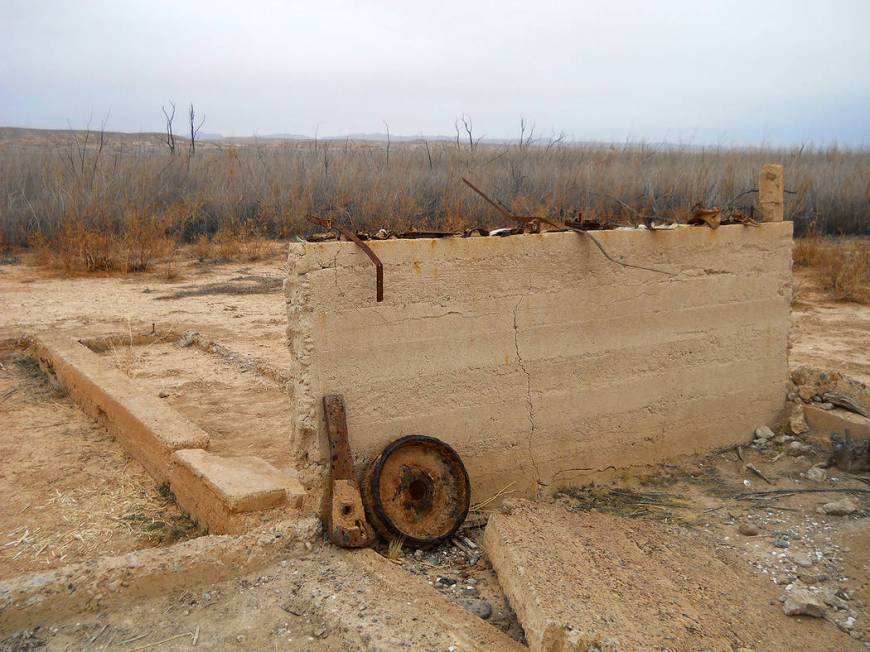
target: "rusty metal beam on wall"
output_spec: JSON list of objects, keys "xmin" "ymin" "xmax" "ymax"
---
[
  {"xmin": 461, "ymin": 177, "xmax": 673, "ymax": 276},
  {"xmin": 306, "ymin": 215, "xmax": 384, "ymax": 302}
]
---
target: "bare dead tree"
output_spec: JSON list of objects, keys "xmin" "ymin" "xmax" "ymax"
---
[
  {"xmin": 461, "ymin": 114, "xmax": 479, "ymax": 151},
  {"xmin": 383, "ymin": 121, "xmax": 390, "ymax": 167},
  {"xmin": 89, "ymin": 111, "xmax": 110, "ymax": 189},
  {"xmin": 162, "ymin": 102, "xmax": 177, "ymax": 155},
  {"xmin": 188, "ymin": 103, "xmax": 205, "ymax": 157},
  {"xmin": 454, "ymin": 119, "xmax": 461, "ymax": 150},
  {"xmin": 519, "ymin": 116, "xmax": 536, "ymax": 149},
  {"xmin": 545, "ymin": 129, "xmax": 566, "ymax": 153},
  {"xmin": 423, "ymin": 139, "xmax": 433, "ymax": 170},
  {"xmin": 66, "ymin": 112, "xmax": 92, "ymax": 177}
]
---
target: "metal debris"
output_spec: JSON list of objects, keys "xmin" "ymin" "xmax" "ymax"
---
[
  {"xmin": 307, "ymin": 215, "xmax": 384, "ymax": 302},
  {"xmin": 688, "ymin": 204, "xmax": 722, "ymax": 229},
  {"xmin": 362, "ymin": 435, "xmax": 471, "ymax": 548},
  {"xmin": 322, "ymin": 394, "xmax": 376, "ymax": 548}
]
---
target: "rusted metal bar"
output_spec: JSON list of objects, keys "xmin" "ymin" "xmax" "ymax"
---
[
  {"xmin": 322, "ymin": 394, "xmax": 376, "ymax": 548},
  {"xmin": 461, "ymin": 177, "xmax": 673, "ymax": 277},
  {"xmin": 306, "ymin": 215, "xmax": 384, "ymax": 302},
  {"xmin": 461, "ymin": 177, "xmax": 563, "ymax": 231}
]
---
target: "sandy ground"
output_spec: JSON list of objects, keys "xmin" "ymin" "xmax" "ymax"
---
[
  {"xmin": 791, "ymin": 268, "xmax": 870, "ymax": 384},
  {"xmin": 0, "ymin": 251, "xmax": 868, "ymax": 649},
  {"xmin": 93, "ymin": 339, "xmax": 293, "ymax": 469}
]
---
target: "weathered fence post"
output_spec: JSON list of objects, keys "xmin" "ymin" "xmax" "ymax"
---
[{"xmin": 758, "ymin": 164, "xmax": 784, "ymax": 222}]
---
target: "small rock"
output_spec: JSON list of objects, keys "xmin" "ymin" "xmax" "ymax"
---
[
  {"xmin": 806, "ymin": 466, "xmax": 827, "ymax": 482},
  {"xmin": 788, "ymin": 441, "xmax": 812, "ymax": 457},
  {"xmin": 819, "ymin": 402, "xmax": 834, "ymax": 410},
  {"xmin": 837, "ymin": 616, "xmax": 857, "ymax": 632},
  {"xmin": 158, "ymin": 390, "xmax": 169, "ymax": 398},
  {"xmin": 819, "ymin": 587, "xmax": 851, "ymax": 610},
  {"xmin": 782, "ymin": 588, "xmax": 826, "ymax": 617},
  {"xmin": 790, "ymin": 552, "xmax": 813, "ymax": 568},
  {"xmin": 774, "ymin": 539, "xmax": 790, "ymax": 549},
  {"xmin": 754, "ymin": 426, "xmax": 775, "ymax": 440},
  {"xmin": 821, "ymin": 498, "xmax": 858, "ymax": 516},
  {"xmin": 738, "ymin": 523, "xmax": 760, "ymax": 536},
  {"xmin": 458, "ymin": 597, "xmax": 492, "ymax": 620},
  {"xmin": 789, "ymin": 404, "xmax": 810, "ymax": 435},
  {"xmin": 787, "ymin": 392, "xmax": 798, "ymax": 402},
  {"xmin": 436, "ymin": 576, "xmax": 457, "ymax": 587},
  {"xmin": 798, "ymin": 572, "xmax": 829, "ymax": 585}
]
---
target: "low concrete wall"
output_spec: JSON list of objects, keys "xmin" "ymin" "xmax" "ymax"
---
[
  {"xmin": 30, "ymin": 335, "xmax": 303, "ymax": 534},
  {"xmin": 286, "ymin": 223, "xmax": 792, "ymax": 500}
]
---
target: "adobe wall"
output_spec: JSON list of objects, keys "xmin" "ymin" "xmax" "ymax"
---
[{"xmin": 286, "ymin": 223, "xmax": 792, "ymax": 500}]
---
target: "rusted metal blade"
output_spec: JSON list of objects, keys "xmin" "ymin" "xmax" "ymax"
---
[
  {"xmin": 322, "ymin": 394, "xmax": 376, "ymax": 548},
  {"xmin": 306, "ymin": 215, "xmax": 384, "ymax": 302}
]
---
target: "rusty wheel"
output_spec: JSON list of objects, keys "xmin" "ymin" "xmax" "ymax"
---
[{"xmin": 363, "ymin": 435, "xmax": 470, "ymax": 548}]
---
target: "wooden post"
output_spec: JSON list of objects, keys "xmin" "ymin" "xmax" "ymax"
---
[{"xmin": 758, "ymin": 164, "xmax": 784, "ymax": 222}]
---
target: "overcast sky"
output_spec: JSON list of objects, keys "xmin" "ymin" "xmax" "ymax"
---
[{"xmin": 1, "ymin": 0, "xmax": 868, "ymax": 145}]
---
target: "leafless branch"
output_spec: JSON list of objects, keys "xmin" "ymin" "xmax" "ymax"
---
[{"xmin": 162, "ymin": 102, "xmax": 176, "ymax": 155}]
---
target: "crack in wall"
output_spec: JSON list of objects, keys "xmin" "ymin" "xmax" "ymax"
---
[{"xmin": 513, "ymin": 295, "xmax": 541, "ymax": 485}]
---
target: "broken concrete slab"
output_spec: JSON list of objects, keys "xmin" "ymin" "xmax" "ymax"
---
[
  {"xmin": 0, "ymin": 517, "xmax": 320, "ymax": 632},
  {"xmin": 483, "ymin": 500, "xmax": 851, "ymax": 651},
  {"xmin": 169, "ymin": 450, "xmax": 304, "ymax": 534},
  {"xmin": 287, "ymin": 223, "xmax": 792, "ymax": 500},
  {"xmin": 321, "ymin": 549, "xmax": 526, "ymax": 651},
  {"xmin": 0, "ymin": 525, "xmax": 522, "ymax": 651},
  {"xmin": 805, "ymin": 404, "xmax": 870, "ymax": 439},
  {"xmin": 31, "ymin": 333, "xmax": 210, "ymax": 483}
]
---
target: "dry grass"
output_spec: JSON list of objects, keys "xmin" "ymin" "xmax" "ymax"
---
[
  {"xmin": 387, "ymin": 536, "xmax": 405, "ymax": 560},
  {"xmin": 1, "ymin": 476, "xmax": 197, "ymax": 568},
  {"xmin": 554, "ymin": 486, "xmax": 699, "ymax": 526},
  {"xmin": 1, "ymin": 136, "xmax": 867, "ymax": 277},
  {"xmin": 794, "ymin": 235, "xmax": 869, "ymax": 303}
]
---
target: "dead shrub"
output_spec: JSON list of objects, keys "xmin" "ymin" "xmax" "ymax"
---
[
  {"xmin": 54, "ymin": 222, "xmax": 117, "ymax": 273},
  {"xmin": 793, "ymin": 235, "xmax": 869, "ymax": 304},
  {"xmin": 119, "ymin": 210, "xmax": 168, "ymax": 273},
  {"xmin": 824, "ymin": 242, "xmax": 869, "ymax": 303},
  {"xmin": 191, "ymin": 234, "xmax": 211, "ymax": 262},
  {"xmin": 212, "ymin": 226, "xmax": 243, "ymax": 261}
]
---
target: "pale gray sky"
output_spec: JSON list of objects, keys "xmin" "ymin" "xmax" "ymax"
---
[{"xmin": 1, "ymin": 0, "xmax": 868, "ymax": 145}]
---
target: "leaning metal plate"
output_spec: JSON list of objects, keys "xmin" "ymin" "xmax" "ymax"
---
[{"xmin": 363, "ymin": 435, "xmax": 471, "ymax": 547}]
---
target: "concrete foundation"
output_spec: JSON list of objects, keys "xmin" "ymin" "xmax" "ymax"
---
[
  {"xmin": 286, "ymin": 222, "xmax": 793, "ymax": 500},
  {"xmin": 30, "ymin": 334, "xmax": 303, "ymax": 534}
]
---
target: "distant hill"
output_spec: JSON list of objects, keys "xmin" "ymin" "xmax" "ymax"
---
[
  {"xmin": 0, "ymin": 126, "xmax": 182, "ymax": 148},
  {"xmin": 0, "ymin": 125, "xmax": 717, "ymax": 152}
]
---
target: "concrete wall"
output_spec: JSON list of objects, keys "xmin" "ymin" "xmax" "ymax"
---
[{"xmin": 286, "ymin": 223, "xmax": 793, "ymax": 500}]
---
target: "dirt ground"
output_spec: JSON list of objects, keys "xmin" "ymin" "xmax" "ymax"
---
[
  {"xmin": 791, "ymin": 268, "xmax": 870, "ymax": 384},
  {"xmin": 0, "ymin": 250, "xmax": 868, "ymax": 650},
  {"xmin": 0, "ymin": 351, "xmax": 196, "ymax": 578},
  {"xmin": 91, "ymin": 338, "xmax": 293, "ymax": 469}
]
